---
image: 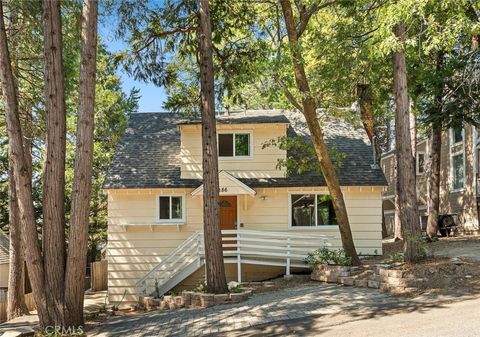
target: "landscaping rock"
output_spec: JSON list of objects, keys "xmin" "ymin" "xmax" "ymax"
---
[
  {"xmin": 192, "ymin": 293, "xmax": 202, "ymax": 307},
  {"xmin": 354, "ymin": 279, "xmax": 368, "ymax": 287},
  {"xmin": 388, "ymin": 270, "xmax": 404, "ymax": 278},
  {"xmin": 174, "ymin": 296, "xmax": 184, "ymax": 308},
  {"xmin": 230, "ymin": 292, "xmax": 248, "ymax": 303},
  {"xmin": 159, "ymin": 301, "xmax": 168, "ymax": 310},
  {"xmin": 368, "ymin": 280, "xmax": 380, "ymax": 289},
  {"xmin": 182, "ymin": 291, "xmax": 193, "ymax": 307},
  {"xmin": 338, "ymin": 276, "xmax": 355, "ymax": 286},
  {"xmin": 200, "ymin": 294, "xmax": 215, "ymax": 308},
  {"xmin": 214, "ymin": 294, "xmax": 229, "ymax": 305}
]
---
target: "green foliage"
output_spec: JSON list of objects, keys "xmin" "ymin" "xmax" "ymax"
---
[
  {"xmin": 390, "ymin": 252, "xmax": 405, "ymax": 263},
  {"xmin": 305, "ymin": 247, "xmax": 352, "ymax": 267},
  {"xmin": 0, "ymin": 2, "xmax": 138, "ymax": 265},
  {"xmin": 109, "ymin": 0, "xmax": 270, "ymax": 115},
  {"xmin": 192, "ymin": 277, "xmax": 207, "ymax": 293},
  {"xmin": 262, "ymin": 136, "xmax": 346, "ymax": 177},
  {"xmin": 228, "ymin": 285, "xmax": 244, "ymax": 293}
]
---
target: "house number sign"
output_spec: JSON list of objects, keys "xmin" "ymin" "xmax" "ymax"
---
[{"xmin": 221, "ymin": 187, "xmax": 228, "ymax": 192}]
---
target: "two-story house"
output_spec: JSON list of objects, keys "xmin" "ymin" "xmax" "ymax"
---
[
  {"xmin": 104, "ymin": 110, "xmax": 386, "ymax": 303},
  {"xmin": 381, "ymin": 124, "xmax": 480, "ymax": 235}
]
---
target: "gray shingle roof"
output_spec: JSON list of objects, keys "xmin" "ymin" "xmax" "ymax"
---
[
  {"xmin": 177, "ymin": 110, "xmax": 290, "ymax": 125},
  {"xmin": 104, "ymin": 111, "xmax": 386, "ymax": 189},
  {"xmin": 0, "ymin": 229, "xmax": 9, "ymax": 265}
]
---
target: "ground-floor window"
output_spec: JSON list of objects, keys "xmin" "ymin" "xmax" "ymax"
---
[
  {"xmin": 158, "ymin": 195, "xmax": 184, "ymax": 222},
  {"xmin": 290, "ymin": 193, "xmax": 338, "ymax": 228},
  {"xmin": 451, "ymin": 152, "xmax": 464, "ymax": 191}
]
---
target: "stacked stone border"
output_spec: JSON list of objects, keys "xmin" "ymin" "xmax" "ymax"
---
[
  {"xmin": 139, "ymin": 290, "xmax": 252, "ymax": 311},
  {"xmin": 311, "ymin": 264, "xmax": 426, "ymax": 294}
]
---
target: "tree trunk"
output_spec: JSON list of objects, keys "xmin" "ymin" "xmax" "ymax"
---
[
  {"xmin": 426, "ymin": 127, "xmax": 441, "ymax": 238},
  {"xmin": 7, "ymin": 170, "xmax": 29, "ymax": 319},
  {"xmin": 5, "ymin": 4, "xmax": 29, "ymax": 319},
  {"xmin": 198, "ymin": 0, "xmax": 228, "ymax": 294},
  {"xmin": 64, "ymin": 0, "xmax": 98, "ymax": 327},
  {"xmin": 280, "ymin": 0, "xmax": 360, "ymax": 266},
  {"xmin": 357, "ymin": 83, "xmax": 382, "ymax": 163},
  {"xmin": 0, "ymin": 2, "xmax": 52, "ymax": 328},
  {"xmin": 393, "ymin": 23, "xmax": 422, "ymax": 263},
  {"xmin": 426, "ymin": 50, "xmax": 445, "ymax": 239},
  {"xmin": 42, "ymin": 0, "xmax": 67, "ymax": 324}
]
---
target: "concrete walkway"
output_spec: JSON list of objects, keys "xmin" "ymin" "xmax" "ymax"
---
[
  {"xmin": 0, "ymin": 291, "xmax": 108, "ymax": 337},
  {"xmin": 88, "ymin": 284, "xmax": 478, "ymax": 337}
]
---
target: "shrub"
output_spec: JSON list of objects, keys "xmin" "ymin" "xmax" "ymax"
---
[{"xmin": 305, "ymin": 247, "xmax": 352, "ymax": 267}]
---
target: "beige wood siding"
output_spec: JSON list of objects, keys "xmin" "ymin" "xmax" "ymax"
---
[
  {"xmin": 0, "ymin": 264, "xmax": 8, "ymax": 288},
  {"xmin": 381, "ymin": 124, "xmax": 479, "ymax": 231},
  {"xmin": 107, "ymin": 186, "xmax": 382, "ymax": 303},
  {"xmin": 179, "ymin": 124, "xmax": 287, "ymax": 179}
]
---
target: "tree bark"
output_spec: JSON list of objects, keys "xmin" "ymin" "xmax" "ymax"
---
[
  {"xmin": 426, "ymin": 51, "xmax": 445, "ymax": 239},
  {"xmin": 0, "ymin": 2, "xmax": 52, "ymax": 328},
  {"xmin": 426, "ymin": 127, "xmax": 441, "ymax": 238},
  {"xmin": 42, "ymin": 0, "xmax": 67, "ymax": 324},
  {"xmin": 357, "ymin": 83, "xmax": 381, "ymax": 163},
  {"xmin": 198, "ymin": 0, "xmax": 228, "ymax": 294},
  {"xmin": 280, "ymin": 0, "xmax": 360, "ymax": 266},
  {"xmin": 392, "ymin": 23, "xmax": 422, "ymax": 263},
  {"xmin": 5, "ymin": 4, "xmax": 29, "ymax": 319},
  {"xmin": 7, "ymin": 170, "xmax": 29, "ymax": 319},
  {"xmin": 64, "ymin": 0, "xmax": 98, "ymax": 327}
]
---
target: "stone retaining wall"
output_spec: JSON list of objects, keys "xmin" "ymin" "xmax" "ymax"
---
[
  {"xmin": 311, "ymin": 264, "xmax": 425, "ymax": 294},
  {"xmin": 139, "ymin": 290, "xmax": 252, "ymax": 311}
]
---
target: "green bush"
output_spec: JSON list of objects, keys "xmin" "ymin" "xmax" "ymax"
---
[{"xmin": 305, "ymin": 247, "xmax": 352, "ymax": 267}]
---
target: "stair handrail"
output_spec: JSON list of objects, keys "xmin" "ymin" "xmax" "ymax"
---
[{"xmin": 135, "ymin": 230, "xmax": 203, "ymax": 293}]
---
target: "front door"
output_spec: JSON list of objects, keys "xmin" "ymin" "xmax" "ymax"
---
[{"xmin": 219, "ymin": 196, "xmax": 237, "ymax": 250}]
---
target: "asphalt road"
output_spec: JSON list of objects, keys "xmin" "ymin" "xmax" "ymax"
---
[{"xmin": 215, "ymin": 294, "xmax": 480, "ymax": 337}]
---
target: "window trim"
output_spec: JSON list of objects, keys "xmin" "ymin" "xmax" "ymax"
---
[
  {"xmin": 416, "ymin": 151, "xmax": 426, "ymax": 176},
  {"xmin": 217, "ymin": 130, "xmax": 254, "ymax": 160},
  {"xmin": 288, "ymin": 191, "xmax": 338, "ymax": 230},
  {"xmin": 450, "ymin": 150, "xmax": 465, "ymax": 193},
  {"xmin": 156, "ymin": 194, "xmax": 186, "ymax": 223},
  {"xmin": 450, "ymin": 127, "xmax": 464, "ymax": 147}
]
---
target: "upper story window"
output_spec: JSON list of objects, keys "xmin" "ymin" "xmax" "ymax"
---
[
  {"xmin": 158, "ymin": 195, "xmax": 184, "ymax": 222},
  {"xmin": 290, "ymin": 193, "xmax": 338, "ymax": 228},
  {"xmin": 416, "ymin": 152, "xmax": 425, "ymax": 175},
  {"xmin": 218, "ymin": 132, "xmax": 252, "ymax": 159},
  {"xmin": 451, "ymin": 127, "xmax": 464, "ymax": 145}
]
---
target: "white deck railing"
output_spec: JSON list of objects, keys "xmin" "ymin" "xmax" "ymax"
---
[
  {"xmin": 220, "ymin": 230, "xmax": 333, "ymax": 282},
  {"xmin": 136, "ymin": 229, "xmax": 333, "ymax": 296}
]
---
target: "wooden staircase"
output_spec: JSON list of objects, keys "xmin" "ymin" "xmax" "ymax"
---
[{"xmin": 136, "ymin": 230, "xmax": 333, "ymax": 297}]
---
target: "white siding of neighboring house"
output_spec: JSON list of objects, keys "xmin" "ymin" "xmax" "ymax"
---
[{"xmin": 106, "ymin": 186, "xmax": 383, "ymax": 303}]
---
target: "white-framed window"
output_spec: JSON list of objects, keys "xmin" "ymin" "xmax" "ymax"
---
[
  {"xmin": 157, "ymin": 195, "xmax": 185, "ymax": 222},
  {"xmin": 451, "ymin": 151, "xmax": 464, "ymax": 191},
  {"xmin": 289, "ymin": 193, "xmax": 338, "ymax": 229},
  {"xmin": 218, "ymin": 131, "xmax": 252, "ymax": 159},
  {"xmin": 416, "ymin": 152, "xmax": 425, "ymax": 175},
  {"xmin": 450, "ymin": 126, "xmax": 464, "ymax": 145},
  {"xmin": 449, "ymin": 126, "xmax": 465, "ymax": 192}
]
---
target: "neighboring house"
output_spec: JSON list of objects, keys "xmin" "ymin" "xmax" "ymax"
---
[
  {"xmin": 104, "ymin": 110, "xmax": 386, "ymax": 303},
  {"xmin": 0, "ymin": 229, "xmax": 9, "ymax": 289},
  {"xmin": 381, "ymin": 123, "xmax": 480, "ymax": 234}
]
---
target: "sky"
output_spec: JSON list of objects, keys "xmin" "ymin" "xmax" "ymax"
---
[{"xmin": 98, "ymin": 15, "xmax": 167, "ymax": 112}]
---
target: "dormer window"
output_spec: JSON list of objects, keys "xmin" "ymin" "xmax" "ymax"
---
[{"xmin": 218, "ymin": 132, "xmax": 252, "ymax": 159}]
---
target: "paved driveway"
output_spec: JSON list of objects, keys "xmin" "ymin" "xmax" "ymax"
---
[{"xmin": 88, "ymin": 284, "xmax": 478, "ymax": 337}]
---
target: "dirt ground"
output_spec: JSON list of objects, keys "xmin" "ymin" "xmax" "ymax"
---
[{"xmin": 382, "ymin": 236, "xmax": 480, "ymax": 295}]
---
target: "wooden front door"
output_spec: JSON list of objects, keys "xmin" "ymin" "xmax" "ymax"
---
[{"xmin": 219, "ymin": 196, "xmax": 237, "ymax": 250}]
